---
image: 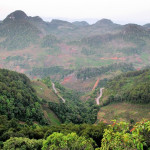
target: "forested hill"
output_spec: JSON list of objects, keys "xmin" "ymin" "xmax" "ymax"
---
[
  {"xmin": 101, "ymin": 69, "xmax": 150, "ymax": 105},
  {"xmin": 0, "ymin": 69, "xmax": 47, "ymax": 124},
  {"xmin": 0, "ymin": 10, "xmax": 41, "ymax": 50}
]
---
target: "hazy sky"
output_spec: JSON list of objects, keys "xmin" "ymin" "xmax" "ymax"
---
[{"xmin": 1, "ymin": 0, "xmax": 150, "ymax": 25}]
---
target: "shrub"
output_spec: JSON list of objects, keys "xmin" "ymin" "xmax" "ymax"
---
[
  {"xmin": 42, "ymin": 132, "xmax": 95, "ymax": 150},
  {"xmin": 3, "ymin": 137, "xmax": 43, "ymax": 150}
]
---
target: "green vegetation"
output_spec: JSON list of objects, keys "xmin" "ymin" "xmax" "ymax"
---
[
  {"xmin": 0, "ymin": 115, "xmax": 107, "ymax": 149},
  {"xmin": 41, "ymin": 34, "xmax": 59, "ymax": 48},
  {"xmin": 46, "ymin": 46, "xmax": 61, "ymax": 55},
  {"xmin": 30, "ymin": 66, "xmax": 73, "ymax": 79},
  {"xmin": 32, "ymin": 78, "xmax": 61, "ymax": 125},
  {"xmin": 0, "ymin": 21, "xmax": 40, "ymax": 50},
  {"xmin": 0, "ymin": 69, "xmax": 47, "ymax": 124},
  {"xmin": 0, "ymin": 115, "xmax": 149, "ymax": 149},
  {"xmin": 48, "ymin": 82, "xmax": 100, "ymax": 124},
  {"xmin": 81, "ymin": 47, "xmax": 96, "ymax": 56},
  {"xmin": 0, "ymin": 10, "xmax": 150, "ymax": 150},
  {"xmin": 100, "ymin": 120, "xmax": 150, "ymax": 150},
  {"xmin": 46, "ymin": 109, "xmax": 61, "ymax": 125},
  {"xmin": 5, "ymin": 56, "xmax": 24, "ymax": 62},
  {"xmin": 42, "ymin": 132, "xmax": 94, "ymax": 150},
  {"xmin": 141, "ymin": 52, "xmax": 150, "ymax": 64},
  {"xmin": 3, "ymin": 137, "xmax": 43, "ymax": 150},
  {"xmin": 81, "ymin": 34, "xmax": 114, "ymax": 48},
  {"xmin": 80, "ymin": 25, "xmax": 150, "ymax": 56},
  {"xmin": 97, "ymin": 103, "xmax": 150, "ymax": 123},
  {"xmin": 77, "ymin": 63, "xmax": 134, "ymax": 80},
  {"xmin": 103, "ymin": 69, "xmax": 150, "ymax": 105}
]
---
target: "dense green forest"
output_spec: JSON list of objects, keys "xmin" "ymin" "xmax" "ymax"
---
[
  {"xmin": 30, "ymin": 66, "xmax": 73, "ymax": 79},
  {"xmin": 0, "ymin": 68, "xmax": 99, "ymax": 125},
  {"xmin": 0, "ymin": 69, "xmax": 47, "ymax": 124},
  {"xmin": 102, "ymin": 69, "xmax": 150, "ymax": 106},
  {"xmin": 76, "ymin": 63, "xmax": 135, "ymax": 80}
]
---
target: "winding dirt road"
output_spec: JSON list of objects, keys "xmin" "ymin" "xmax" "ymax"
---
[
  {"xmin": 52, "ymin": 82, "xmax": 66, "ymax": 103},
  {"xmin": 96, "ymin": 88, "xmax": 104, "ymax": 105},
  {"xmin": 52, "ymin": 83, "xmax": 57, "ymax": 93}
]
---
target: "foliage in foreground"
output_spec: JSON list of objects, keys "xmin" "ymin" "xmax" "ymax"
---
[
  {"xmin": 99, "ymin": 120, "xmax": 150, "ymax": 150},
  {"xmin": 0, "ymin": 116, "xmax": 149, "ymax": 150},
  {"xmin": 42, "ymin": 132, "xmax": 95, "ymax": 150},
  {"xmin": 3, "ymin": 137, "xmax": 43, "ymax": 150},
  {"xmin": 0, "ymin": 115, "xmax": 106, "ymax": 149}
]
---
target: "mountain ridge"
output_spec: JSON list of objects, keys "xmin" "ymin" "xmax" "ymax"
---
[{"xmin": 3, "ymin": 10, "xmax": 150, "ymax": 28}]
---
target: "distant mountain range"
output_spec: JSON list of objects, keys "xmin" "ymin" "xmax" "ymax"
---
[
  {"xmin": 0, "ymin": 10, "xmax": 150, "ymax": 83},
  {"xmin": 1, "ymin": 10, "xmax": 150, "ymax": 35}
]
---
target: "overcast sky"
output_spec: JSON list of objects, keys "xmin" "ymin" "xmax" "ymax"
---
[{"xmin": 1, "ymin": 0, "xmax": 150, "ymax": 25}]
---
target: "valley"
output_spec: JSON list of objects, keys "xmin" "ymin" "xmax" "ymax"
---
[
  {"xmin": 0, "ymin": 10, "xmax": 150, "ymax": 149},
  {"xmin": 0, "ymin": 10, "xmax": 150, "ymax": 125}
]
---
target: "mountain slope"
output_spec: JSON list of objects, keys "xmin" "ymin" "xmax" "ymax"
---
[
  {"xmin": 0, "ymin": 10, "xmax": 41, "ymax": 50},
  {"xmin": 101, "ymin": 69, "xmax": 150, "ymax": 105},
  {"xmin": 0, "ymin": 69, "xmax": 47, "ymax": 124},
  {"xmin": 97, "ymin": 102, "xmax": 150, "ymax": 123},
  {"xmin": 97, "ymin": 69, "xmax": 150, "ymax": 123}
]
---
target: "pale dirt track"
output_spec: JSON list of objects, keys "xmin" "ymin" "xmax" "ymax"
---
[
  {"xmin": 96, "ymin": 88, "xmax": 104, "ymax": 105},
  {"xmin": 52, "ymin": 82, "xmax": 66, "ymax": 103}
]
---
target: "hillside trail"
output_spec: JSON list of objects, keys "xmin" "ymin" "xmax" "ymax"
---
[
  {"xmin": 52, "ymin": 82, "xmax": 66, "ymax": 103},
  {"xmin": 96, "ymin": 88, "xmax": 104, "ymax": 105}
]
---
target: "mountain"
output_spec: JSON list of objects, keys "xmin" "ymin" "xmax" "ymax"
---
[
  {"xmin": 91, "ymin": 19, "xmax": 121, "ymax": 30},
  {"xmin": 3, "ymin": 10, "xmax": 28, "ymax": 23},
  {"xmin": 29, "ymin": 16, "xmax": 43, "ymax": 22},
  {"xmin": 72, "ymin": 21, "xmax": 89, "ymax": 27},
  {"xmin": 122, "ymin": 24, "xmax": 149, "ymax": 36},
  {"xmin": 48, "ymin": 19, "xmax": 76, "ymax": 30},
  {"xmin": 0, "ymin": 10, "xmax": 41, "ymax": 50},
  {"xmin": 143, "ymin": 23, "xmax": 150, "ymax": 29},
  {"xmin": 93, "ymin": 19, "xmax": 114, "ymax": 26}
]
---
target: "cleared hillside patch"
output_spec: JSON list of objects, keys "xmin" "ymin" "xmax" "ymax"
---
[
  {"xmin": 32, "ymin": 80, "xmax": 61, "ymax": 125},
  {"xmin": 32, "ymin": 80, "xmax": 60, "ymax": 103},
  {"xmin": 97, "ymin": 102, "xmax": 150, "ymax": 124}
]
